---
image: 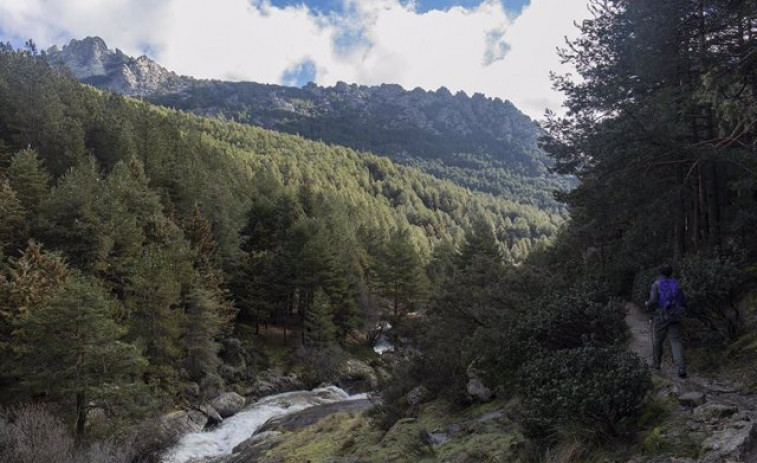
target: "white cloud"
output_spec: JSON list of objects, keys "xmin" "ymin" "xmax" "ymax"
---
[{"xmin": 0, "ymin": 0, "xmax": 591, "ymax": 118}]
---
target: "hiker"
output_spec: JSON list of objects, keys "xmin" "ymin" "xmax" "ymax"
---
[{"xmin": 645, "ymin": 265, "xmax": 687, "ymax": 378}]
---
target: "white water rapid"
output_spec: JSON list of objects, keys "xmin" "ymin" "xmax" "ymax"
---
[
  {"xmin": 162, "ymin": 386, "xmax": 366, "ymax": 463},
  {"xmin": 373, "ymin": 322, "xmax": 394, "ymax": 355}
]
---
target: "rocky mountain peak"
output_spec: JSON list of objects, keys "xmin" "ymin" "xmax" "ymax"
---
[
  {"xmin": 46, "ymin": 36, "xmax": 567, "ymax": 209},
  {"xmin": 46, "ymin": 36, "xmax": 187, "ymax": 97}
]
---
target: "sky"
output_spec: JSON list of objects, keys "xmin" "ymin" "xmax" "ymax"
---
[{"xmin": 0, "ymin": 0, "xmax": 590, "ymax": 119}]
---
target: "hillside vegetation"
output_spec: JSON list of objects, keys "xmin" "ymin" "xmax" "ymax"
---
[
  {"xmin": 4, "ymin": 0, "xmax": 757, "ymax": 460},
  {"xmin": 46, "ymin": 37, "xmax": 571, "ymax": 210},
  {"xmin": 0, "ymin": 40, "xmax": 563, "ymax": 458}
]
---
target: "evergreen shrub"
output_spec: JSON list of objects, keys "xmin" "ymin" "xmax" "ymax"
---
[
  {"xmin": 519, "ymin": 346, "xmax": 651, "ymax": 437},
  {"xmin": 527, "ymin": 284, "xmax": 627, "ymax": 350}
]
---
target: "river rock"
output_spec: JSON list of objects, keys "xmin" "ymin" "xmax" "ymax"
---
[
  {"xmin": 407, "ymin": 386, "xmax": 430, "ymax": 407},
  {"xmin": 424, "ymin": 429, "xmax": 450, "ymax": 447},
  {"xmin": 159, "ymin": 410, "xmax": 207, "ymax": 440},
  {"xmin": 258, "ymin": 398, "xmax": 373, "ymax": 433},
  {"xmin": 337, "ymin": 359, "xmax": 378, "ymax": 393},
  {"xmin": 678, "ymin": 391, "xmax": 706, "ymax": 408},
  {"xmin": 211, "ymin": 392, "xmax": 246, "ymax": 418},
  {"xmin": 249, "ymin": 371, "xmax": 306, "ymax": 398},
  {"xmin": 197, "ymin": 404, "xmax": 223, "ymax": 425},
  {"xmin": 467, "ymin": 376, "xmax": 493, "ymax": 402}
]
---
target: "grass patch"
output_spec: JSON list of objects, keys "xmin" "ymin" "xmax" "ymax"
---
[{"xmin": 256, "ymin": 398, "xmax": 523, "ymax": 463}]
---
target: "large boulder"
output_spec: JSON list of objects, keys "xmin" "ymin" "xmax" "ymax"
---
[
  {"xmin": 258, "ymin": 399, "xmax": 373, "ymax": 433},
  {"xmin": 210, "ymin": 392, "xmax": 246, "ymax": 418},
  {"xmin": 467, "ymin": 376, "xmax": 493, "ymax": 402},
  {"xmin": 248, "ymin": 371, "xmax": 305, "ymax": 398},
  {"xmin": 336, "ymin": 359, "xmax": 378, "ymax": 393},
  {"xmin": 157, "ymin": 410, "xmax": 207, "ymax": 441},
  {"xmin": 197, "ymin": 404, "xmax": 223, "ymax": 425}
]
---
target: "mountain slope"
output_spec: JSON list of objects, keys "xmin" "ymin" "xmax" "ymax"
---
[
  {"xmin": 2, "ymin": 45, "xmax": 562, "ymax": 263},
  {"xmin": 46, "ymin": 37, "xmax": 569, "ymax": 210}
]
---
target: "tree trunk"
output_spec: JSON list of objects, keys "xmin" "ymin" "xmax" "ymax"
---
[
  {"xmin": 705, "ymin": 160, "xmax": 721, "ymax": 250},
  {"xmin": 75, "ymin": 391, "xmax": 86, "ymax": 439},
  {"xmin": 688, "ymin": 168, "xmax": 700, "ymax": 252},
  {"xmin": 674, "ymin": 166, "xmax": 686, "ymax": 259}
]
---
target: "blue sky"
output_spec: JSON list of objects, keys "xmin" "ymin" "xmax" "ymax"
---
[{"xmin": 0, "ymin": 0, "xmax": 589, "ymax": 118}]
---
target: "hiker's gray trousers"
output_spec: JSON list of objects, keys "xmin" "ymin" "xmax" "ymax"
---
[{"xmin": 652, "ymin": 318, "xmax": 685, "ymax": 372}]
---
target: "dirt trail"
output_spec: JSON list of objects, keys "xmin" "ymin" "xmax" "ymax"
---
[
  {"xmin": 625, "ymin": 302, "xmax": 757, "ymax": 462},
  {"xmin": 625, "ymin": 301, "xmax": 749, "ymax": 395}
]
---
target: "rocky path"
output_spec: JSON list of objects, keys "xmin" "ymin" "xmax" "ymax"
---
[{"xmin": 625, "ymin": 302, "xmax": 757, "ymax": 463}]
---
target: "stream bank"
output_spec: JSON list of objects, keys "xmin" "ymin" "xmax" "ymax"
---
[{"xmin": 161, "ymin": 386, "xmax": 369, "ymax": 463}]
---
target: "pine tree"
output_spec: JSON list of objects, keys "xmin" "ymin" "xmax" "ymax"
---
[
  {"xmin": 184, "ymin": 204, "xmax": 235, "ymax": 328},
  {"xmin": 5, "ymin": 149, "xmax": 50, "ymax": 213},
  {"xmin": 36, "ymin": 157, "xmax": 103, "ymax": 271},
  {"xmin": 303, "ymin": 289, "xmax": 337, "ymax": 347},
  {"xmin": 0, "ymin": 242, "xmax": 70, "ymax": 403},
  {"xmin": 183, "ymin": 286, "xmax": 222, "ymax": 382},
  {"xmin": 374, "ymin": 228, "xmax": 429, "ymax": 318},
  {"xmin": 19, "ymin": 274, "xmax": 146, "ymax": 436},
  {"xmin": 0, "ymin": 180, "xmax": 25, "ymax": 250},
  {"xmin": 124, "ymin": 244, "xmax": 189, "ymax": 391}
]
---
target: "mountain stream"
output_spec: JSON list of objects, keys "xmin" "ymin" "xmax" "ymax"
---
[{"xmin": 162, "ymin": 386, "xmax": 367, "ymax": 463}]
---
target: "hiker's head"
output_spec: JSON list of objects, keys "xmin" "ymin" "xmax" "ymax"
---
[{"xmin": 659, "ymin": 264, "xmax": 674, "ymax": 277}]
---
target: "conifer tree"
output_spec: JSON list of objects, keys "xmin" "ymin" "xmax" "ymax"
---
[
  {"xmin": 0, "ymin": 180, "xmax": 25, "ymax": 250},
  {"xmin": 184, "ymin": 204, "xmax": 236, "ymax": 328},
  {"xmin": 303, "ymin": 289, "xmax": 337, "ymax": 347},
  {"xmin": 125, "ymin": 244, "xmax": 189, "ymax": 391},
  {"xmin": 374, "ymin": 228, "xmax": 429, "ymax": 318},
  {"xmin": 5, "ymin": 149, "xmax": 50, "ymax": 213},
  {"xmin": 36, "ymin": 157, "xmax": 103, "ymax": 271},
  {"xmin": 0, "ymin": 242, "xmax": 69, "ymax": 402},
  {"xmin": 183, "ymin": 286, "xmax": 222, "ymax": 382},
  {"xmin": 19, "ymin": 273, "xmax": 146, "ymax": 436}
]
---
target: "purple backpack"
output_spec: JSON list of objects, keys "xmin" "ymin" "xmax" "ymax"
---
[{"xmin": 658, "ymin": 278, "xmax": 684, "ymax": 322}]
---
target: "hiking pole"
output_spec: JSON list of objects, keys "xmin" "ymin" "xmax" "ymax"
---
[
  {"xmin": 649, "ymin": 317, "xmax": 655, "ymax": 369},
  {"xmin": 646, "ymin": 302, "xmax": 655, "ymax": 370}
]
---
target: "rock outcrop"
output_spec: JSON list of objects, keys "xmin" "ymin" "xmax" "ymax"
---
[
  {"xmin": 258, "ymin": 398, "xmax": 372, "ymax": 433},
  {"xmin": 158, "ymin": 410, "xmax": 208, "ymax": 441},
  {"xmin": 46, "ymin": 37, "xmax": 188, "ymax": 96},
  {"xmin": 247, "ymin": 370, "xmax": 306, "ymax": 399},
  {"xmin": 210, "ymin": 392, "xmax": 246, "ymax": 418},
  {"xmin": 336, "ymin": 358, "xmax": 378, "ymax": 394}
]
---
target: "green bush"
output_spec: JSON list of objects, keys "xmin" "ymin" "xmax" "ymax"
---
[
  {"xmin": 519, "ymin": 346, "xmax": 651, "ymax": 437},
  {"xmin": 470, "ymin": 281, "xmax": 627, "ymax": 389},
  {"xmin": 679, "ymin": 254, "xmax": 747, "ymax": 341},
  {"xmin": 527, "ymin": 284, "xmax": 627, "ymax": 351}
]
